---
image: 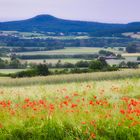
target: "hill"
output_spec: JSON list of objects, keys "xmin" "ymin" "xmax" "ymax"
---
[{"xmin": 1, "ymin": 15, "xmax": 140, "ymax": 35}]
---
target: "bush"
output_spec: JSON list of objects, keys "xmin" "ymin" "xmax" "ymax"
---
[
  {"xmin": 36, "ymin": 64, "xmax": 50, "ymax": 76},
  {"xmin": 11, "ymin": 69, "xmax": 37, "ymax": 78},
  {"xmin": 99, "ymin": 50, "xmax": 115, "ymax": 56},
  {"xmin": 127, "ymin": 62, "xmax": 139, "ymax": 69},
  {"xmin": 75, "ymin": 61, "xmax": 89, "ymax": 68},
  {"xmin": 137, "ymin": 57, "xmax": 140, "ymax": 61},
  {"xmin": 11, "ymin": 64, "xmax": 50, "ymax": 78},
  {"xmin": 126, "ymin": 43, "xmax": 140, "ymax": 53}
]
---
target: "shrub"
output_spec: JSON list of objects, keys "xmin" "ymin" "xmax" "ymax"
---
[
  {"xmin": 11, "ymin": 69, "xmax": 37, "ymax": 78},
  {"xmin": 36, "ymin": 64, "xmax": 50, "ymax": 76},
  {"xmin": 11, "ymin": 64, "xmax": 50, "ymax": 78}
]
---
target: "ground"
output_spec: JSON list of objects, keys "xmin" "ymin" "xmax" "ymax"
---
[{"xmin": 0, "ymin": 71, "xmax": 140, "ymax": 139}]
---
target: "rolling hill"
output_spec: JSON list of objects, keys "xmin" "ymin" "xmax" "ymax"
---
[{"xmin": 0, "ymin": 15, "xmax": 140, "ymax": 36}]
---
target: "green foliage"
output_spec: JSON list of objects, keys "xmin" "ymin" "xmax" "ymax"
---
[
  {"xmin": 99, "ymin": 50, "xmax": 115, "ymax": 56},
  {"xmin": 75, "ymin": 61, "xmax": 89, "ymax": 68},
  {"xmin": 0, "ymin": 58, "xmax": 27, "ymax": 69},
  {"xmin": 10, "ymin": 69, "xmax": 38, "ymax": 78},
  {"xmin": 119, "ymin": 61, "xmax": 139, "ymax": 69},
  {"xmin": 137, "ymin": 56, "xmax": 140, "ymax": 61},
  {"xmin": 126, "ymin": 43, "xmax": 140, "ymax": 53},
  {"xmin": 11, "ymin": 64, "xmax": 50, "ymax": 78},
  {"xmin": 89, "ymin": 58, "xmax": 108, "ymax": 71},
  {"xmin": 36, "ymin": 64, "xmax": 50, "ymax": 76},
  {"xmin": 17, "ymin": 54, "xmax": 99, "ymax": 60},
  {"xmin": 127, "ymin": 62, "xmax": 139, "ymax": 69}
]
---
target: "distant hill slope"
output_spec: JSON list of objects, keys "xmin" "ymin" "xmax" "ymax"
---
[{"xmin": 0, "ymin": 15, "xmax": 140, "ymax": 35}]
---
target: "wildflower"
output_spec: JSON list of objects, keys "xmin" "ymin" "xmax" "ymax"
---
[
  {"xmin": 24, "ymin": 98, "xmax": 30, "ymax": 103},
  {"xmin": 118, "ymin": 122, "xmax": 121, "ymax": 126},
  {"xmin": 0, "ymin": 123, "xmax": 3, "ymax": 128},
  {"xmin": 71, "ymin": 103, "xmax": 77, "ymax": 108},
  {"xmin": 73, "ymin": 92, "xmax": 79, "ymax": 96},
  {"xmin": 120, "ymin": 109, "xmax": 125, "ymax": 114},
  {"xmin": 94, "ymin": 96, "xmax": 97, "ymax": 99},
  {"xmin": 81, "ymin": 122, "xmax": 86, "ymax": 125},
  {"xmin": 33, "ymin": 108, "xmax": 37, "ymax": 111},
  {"xmin": 89, "ymin": 100, "xmax": 94, "ymax": 105},
  {"xmin": 63, "ymin": 101, "xmax": 68, "ymax": 106},
  {"xmin": 65, "ymin": 96, "xmax": 69, "ymax": 99},
  {"xmin": 90, "ymin": 132, "xmax": 96, "ymax": 139}
]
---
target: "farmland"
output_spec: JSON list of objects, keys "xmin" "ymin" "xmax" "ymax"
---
[
  {"xmin": 21, "ymin": 59, "xmax": 83, "ymax": 65},
  {"xmin": 0, "ymin": 30, "xmax": 140, "ymax": 139},
  {"xmin": 1, "ymin": 4, "xmax": 140, "ymax": 140},
  {"xmin": 0, "ymin": 70, "xmax": 139, "ymax": 139},
  {"xmin": 0, "ymin": 69, "xmax": 25, "ymax": 74},
  {"xmin": 15, "ymin": 47, "xmax": 114, "ymax": 56}
]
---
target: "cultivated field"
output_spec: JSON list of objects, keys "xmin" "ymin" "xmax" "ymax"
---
[
  {"xmin": 0, "ymin": 69, "xmax": 25, "ymax": 74},
  {"xmin": 21, "ymin": 58, "xmax": 83, "ymax": 65},
  {"xmin": 0, "ymin": 69, "xmax": 139, "ymax": 87},
  {"xmin": 15, "ymin": 47, "xmax": 121, "ymax": 56},
  {"xmin": 0, "ymin": 70, "xmax": 139, "ymax": 139}
]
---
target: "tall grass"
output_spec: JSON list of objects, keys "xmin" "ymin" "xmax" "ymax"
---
[
  {"xmin": 0, "ymin": 69, "xmax": 140, "ymax": 87},
  {"xmin": 0, "ymin": 78, "xmax": 140, "ymax": 139}
]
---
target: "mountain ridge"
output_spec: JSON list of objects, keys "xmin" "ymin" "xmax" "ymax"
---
[{"xmin": 0, "ymin": 15, "xmax": 140, "ymax": 36}]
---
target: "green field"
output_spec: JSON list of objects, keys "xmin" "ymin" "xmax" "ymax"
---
[
  {"xmin": 0, "ymin": 69, "xmax": 139, "ymax": 87},
  {"xmin": 15, "ymin": 47, "xmax": 127, "ymax": 66},
  {"xmin": 0, "ymin": 70, "xmax": 140, "ymax": 139},
  {"xmin": 0, "ymin": 69, "xmax": 25, "ymax": 74},
  {"xmin": 15, "ymin": 47, "xmax": 122, "ymax": 56},
  {"xmin": 1, "ymin": 31, "xmax": 90, "ymax": 40},
  {"xmin": 21, "ymin": 58, "xmax": 83, "ymax": 64}
]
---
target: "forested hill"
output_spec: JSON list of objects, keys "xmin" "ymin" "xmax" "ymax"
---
[{"xmin": 0, "ymin": 15, "xmax": 140, "ymax": 36}]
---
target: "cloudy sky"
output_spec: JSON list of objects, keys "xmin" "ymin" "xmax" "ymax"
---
[{"xmin": 0, "ymin": 0, "xmax": 140, "ymax": 23}]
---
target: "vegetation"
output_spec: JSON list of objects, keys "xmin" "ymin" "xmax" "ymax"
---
[
  {"xmin": 1, "ymin": 15, "xmax": 140, "ymax": 36},
  {"xmin": 99, "ymin": 50, "xmax": 116, "ymax": 56},
  {"xmin": 10, "ymin": 59, "xmax": 118, "ymax": 78},
  {"xmin": 0, "ymin": 69, "xmax": 139, "ymax": 87},
  {"xmin": 0, "ymin": 75, "xmax": 139, "ymax": 139},
  {"xmin": 119, "ymin": 61, "xmax": 139, "ymax": 69},
  {"xmin": 126, "ymin": 43, "xmax": 140, "ymax": 53},
  {"xmin": 0, "ymin": 58, "xmax": 27, "ymax": 69},
  {"xmin": 11, "ymin": 64, "xmax": 50, "ymax": 78},
  {"xmin": 0, "ymin": 14, "xmax": 140, "ymax": 140},
  {"xmin": 17, "ymin": 54, "xmax": 99, "ymax": 60}
]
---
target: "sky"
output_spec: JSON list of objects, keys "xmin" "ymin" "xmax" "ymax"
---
[{"xmin": 0, "ymin": 0, "xmax": 140, "ymax": 23}]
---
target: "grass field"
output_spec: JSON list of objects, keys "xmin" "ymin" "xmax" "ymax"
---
[
  {"xmin": 122, "ymin": 53, "xmax": 140, "ymax": 57},
  {"xmin": 16, "ymin": 47, "xmax": 125, "ymax": 65},
  {"xmin": 0, "ymin": 69, "xmax": 25, "ymax": 74},
  {"xmin": 21, "ymin": 58, "xmax": 83, "ymax": 64},
  {"xmin": 0, "ymin": 69, "xmax": 139, "ymax": 87},
  {"xmin": 0, "ymin": 70, "xmax": 139, "ymax": 139},
  {"xmin": 21, "ymin": 56, "xmax": 139, "ymax": 66},
  {"xmin": 15, "ymin": 47, "xmax": 121, "ymax": 56}
]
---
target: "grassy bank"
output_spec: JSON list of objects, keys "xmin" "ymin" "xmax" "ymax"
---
[{"xmin": 0, "ymin": 69, "xmax": 139, "ymax": 87}]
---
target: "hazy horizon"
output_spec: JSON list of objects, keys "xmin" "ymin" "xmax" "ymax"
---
[{"xmin": 0, "ymin": 0, "xmax": 140, "ymax": 23}]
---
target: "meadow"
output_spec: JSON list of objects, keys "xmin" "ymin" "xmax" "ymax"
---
[
  {"xmin": 21, "ymin": 58, "xmax": 83, "ymax": 65},
  {"xmin": 0, "ymin": 70, "xmax": 139, "ymax": 140},
  {"xmin": 13, "ymin": 47, "xmax": 139, "ymax": 67},
  {"xmin": 15, "ymin": 47, "xmax": 121, "ymax": 56},
  {"xmin": 0, "ymin": 69, "xmax": 25, "ymax": 74},
  {"xmin": 0, "ymin": 69, "xmax": 140, "ymax": 87}
]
